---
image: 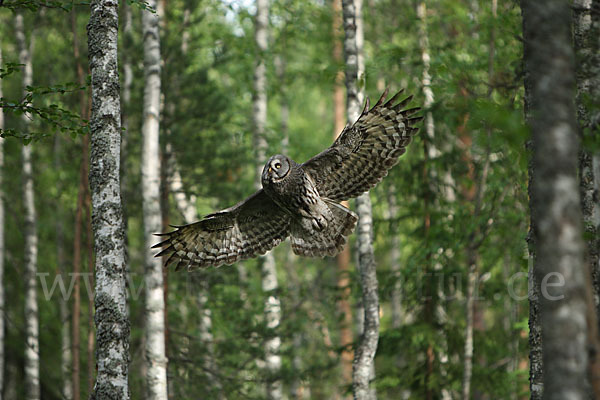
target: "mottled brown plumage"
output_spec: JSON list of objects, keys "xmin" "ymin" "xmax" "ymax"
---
[{"xmin": 153, "ymin": 89, "xmax": 421, "ymax": 270}]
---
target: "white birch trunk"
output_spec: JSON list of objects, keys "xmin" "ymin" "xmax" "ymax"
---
[
  {"xmin": 462, "ymin": 251, "xmax": 476, "ymax": 400},
  {"xmin": 88, "ymin": 0, "xmax": 130, "ymax": 397},
  {"xmin": 341, "ymin": 1, "xmax": 379, "ymax": 398},
  {"xmin": 22, "ymin": 85, "xmax": 40, "ymax": 400},
  {"xmin": 16, "ymin": 13, "xmax": 40, "ymax": 400},
  {"xmin": 0, "ymin": 45, "xmax": 5, "ymax": 400},
  {"xmin": 166, "ymin": 147, "xmax": 198, "ymax": 224},
  {"xmin": 141, "ymin": 2, "xmax": 168, "ymax": 398},
  {"xmin": 417, "ymin": 2, "xmax": 435, "ymax": 154},
  {"xmin": 253, "ymin": 1, "xmax": 283, "ymax": 398},
  {"xmin": 523, "ymin": 0, "xmax": 592, "ymax": 398}
]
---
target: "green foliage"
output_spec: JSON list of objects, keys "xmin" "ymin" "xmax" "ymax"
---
[
  {"xmin": 1, "ymin": 0, "xmax": 86, "ymax": 12},
  {"xmin": 1, "ymin": 82, "xmax": 88, "ymax": 141}
]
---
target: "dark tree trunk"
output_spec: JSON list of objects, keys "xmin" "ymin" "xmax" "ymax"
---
[{"xmin": 522, "ymin": 0, "xmax": 598, "ymax": 398}]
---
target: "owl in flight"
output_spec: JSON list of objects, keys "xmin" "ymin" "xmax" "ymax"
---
[{"xmin": 154, "ymin": 89, "xmax": 421, "ymax": 270}]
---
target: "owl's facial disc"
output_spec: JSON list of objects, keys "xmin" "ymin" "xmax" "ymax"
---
[{"xmin": 263, "ymin": 155, "xmax": 290, "ymax": 183}]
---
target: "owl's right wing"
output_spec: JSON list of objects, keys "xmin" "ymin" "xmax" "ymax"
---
[
  {"xmin": 153, "ymin": 190, "xmax": 291, "ymax": 270},
  {"xmin": 302, "ymin": 89, "xmax": 421, "ymax": 202}
]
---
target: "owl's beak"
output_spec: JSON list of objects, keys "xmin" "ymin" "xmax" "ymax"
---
[{"xmin": 268, "ymin": 167, "xmax": 273, "ymax": 174}]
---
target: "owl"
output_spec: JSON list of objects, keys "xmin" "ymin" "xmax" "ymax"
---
[{"xmin": 153, "ymin": 89, "xmax": 421, "ymax": 270}]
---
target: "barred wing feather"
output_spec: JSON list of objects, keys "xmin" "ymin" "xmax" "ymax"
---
[
  {"xmin": 302, "ymin": 89, "xmax": 421, "ymax": 202},
  {"xmin": 153, "ymin": 190, "xmax": 291, "ymax": 270}
]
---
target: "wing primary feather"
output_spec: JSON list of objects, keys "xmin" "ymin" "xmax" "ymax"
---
[
  {"xmin": 407, "ymin": 116, "xmax": 424, "ymax": 125},
  {"xmin": 175, "ymin": 260, "xmax": 186, "ymax": 272},
  {"xmin": 361, "ymin": 96, "xmax": 371, "ymax": 115},
  {"xmin": 400, "ymin": 107, "xmax": 421, "ymax": 116},
  {"xmin": 392, "ymin": 95, "xmax": 414, "ymax": 110},
  {"xmin": 383, "ymin": 89, "xmax": 406, "ymax": 108},
  {"xmin": 151, "ymin": 238, "xmax": 170, "ymax": 249},
  {"xmin": 165, "ymin": 251, "xmax": 181, "ymax": 268},
  {"xmin": 372, "ymin": 87, "xmax": 389, "ymax": 109},
  {"xmin": 155, "ymin": 245, "xmax": 175, "ymax": 258}
]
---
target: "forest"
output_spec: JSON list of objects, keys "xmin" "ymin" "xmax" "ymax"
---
[{"xmin": 0, "ymin": 0, "xmax": 598, "ymax": 399}]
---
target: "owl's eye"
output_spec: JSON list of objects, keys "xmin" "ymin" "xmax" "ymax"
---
[{"xmin": 274, "ymin": 162, "xmax": 282, "ymax": 169}]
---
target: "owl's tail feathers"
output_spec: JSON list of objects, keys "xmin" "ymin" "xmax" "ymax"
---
[{"xmin": 290, "ymin": 200, "xmax": 358, "ymax": 258}]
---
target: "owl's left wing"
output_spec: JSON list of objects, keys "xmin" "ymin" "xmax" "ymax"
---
[
  {"xmin": 302, "ymin": 89, "xmax": 421, "ymax": 202},
  {"xmin": 153, "ymin": 190, "xmax": 291, "ymax": 270}
]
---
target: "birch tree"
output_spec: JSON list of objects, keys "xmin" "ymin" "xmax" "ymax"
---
[
  {"xmin": 341, "ymin": 0, "xmax": 379, "ymax": 398},
  {"xmin": 88, "ymin": 0, "xmax": 130, "ymax": 397},
  {"xmin": 15, "ymin": 12, "xmax": 40, "ymax": 400},
  {"xmin": 141, "ymin": 1, "xmax": 168, "ymax": 398},
  {"xmin": 522, "ymin": 0, "xmax": 597, "ymax": 398},
  {"xmin": 0, "ymin": 45, "xmax": 5, "ymax": 400},
  {"xmin": 253, "ymin": 1, "xmax": 283, "ymax": 398}
]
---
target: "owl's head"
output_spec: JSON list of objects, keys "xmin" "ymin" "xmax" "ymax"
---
[{"xmin": 262, "ymin": 154, "xmax": 291, "ymax": 184}]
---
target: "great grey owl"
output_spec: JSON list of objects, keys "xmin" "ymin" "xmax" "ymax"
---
[{"xmin": 153, "ymin": 89, "xmax": 421, "ymax": 270}]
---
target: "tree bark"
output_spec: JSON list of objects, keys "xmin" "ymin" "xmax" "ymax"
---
[
  {"xmin": 522, "ymin": 1, "xmax": 595, "ymax": 399},
  {"xmin": 88, "ymin": 0, "xmax": 130, "ymax": 397},
  {"xmin": 521, "ymin": 1, "xmax": 543, "ymax": 397},
  {"xmin": 22, "ymin": 76, "xmax": 40, "ymax": 400},
  {"xmin": 341, "ymin": 0, "xmax": 379, "ymax": 399},
  {"xmin": 0, "ymin": 45, "xmax": 5, "ymax": 400},
  {"xmin": 253, "ymin": 1, "xmax": 283, "ymax": 398},
  {"xmin": 573, "ymin": 0, "xmax": 600, "ymax": 393},
  {"xmin": 574, "ymin": 0, "xmax": 600, "ymax": 315},
  {"xmin": 16, "ymin": 12, "xmax": 40, "ymax": 400},
  {"xmin": 141, "ymin": 1, "xmax": 169, "ymax": 398}
]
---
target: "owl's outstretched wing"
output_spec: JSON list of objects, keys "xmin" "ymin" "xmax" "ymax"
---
[
  {"xmin": 302, "ymin": 89, "xmax": 421, "ymax": 202},
  {"xmin": 153, "ymin": 190, "xmax": 291, "ymax": 270}
]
